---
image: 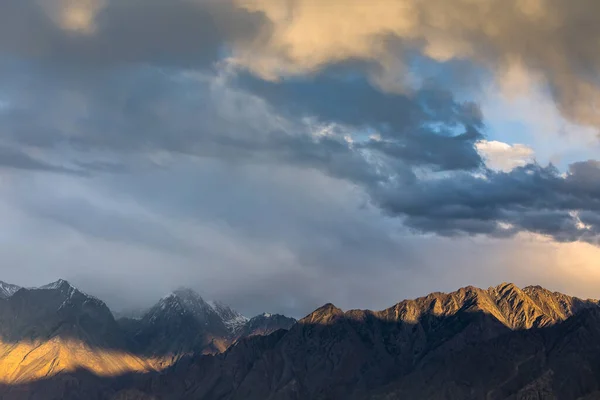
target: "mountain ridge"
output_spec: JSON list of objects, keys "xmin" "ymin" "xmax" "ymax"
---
[
  {"xmin": 0, "ymin": 278, "xmax": 297, "ymax": 385},
  {"xmin": 306, "ymin": 282, "xmax": 599, "ymax": 330},
  {"xmin": 0, "ymin": 280, "xmax": 598, "ymax": 399}
]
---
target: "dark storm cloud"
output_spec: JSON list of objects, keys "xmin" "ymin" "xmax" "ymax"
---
[
  {"xmin": 2, "ymin": 59, "xmax": 600, "ymax": 246},
  {"xmin": 236, "ymin": 70, "xmax": 484, "ymax": 171},
  {"xmin": 372, "ymin": 162, "xmax": 600, "ymax": 244},
  {"xmin": 0, "ymin": 0, "xmax": 599, "ymax": 269},
  {"xmin": 231, "ymin": 68, "xmax": 600, "ymax": 244},
  {"xmin": 0, "ymin": 64, "xmax": 418, "ymax": 184}
]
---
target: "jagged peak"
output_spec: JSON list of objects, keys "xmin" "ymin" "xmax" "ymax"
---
[
  {"xmin": 39, "ymin": 279, "xmax": 73, "ymax": 290},
  {"xmin": 148, "ymin": 287, "xmax": 223, "ymax": 327},
  {"xmin": 461, "ymin": 284, "xmax": 480, "ymax": 292},
  {"xmin": 501, "ymin": 284, "xmax": 585, "ymax": 302},
  {"xmin": 249, "ymin": 312, "xmax": 292, "ymax": 321},
  {"xmin": 372, "ymin": 282, "xmax": 599, "ymax": 331},
  {"xmin": 521, "ymin": 285, "xmax": 556, "ymax": 298},
  {"xmin": 17, "ymin": 279, "xmax": 107, "ymax": 313},
  {"xmin": 319, "ymin": 303, "xmax": 343, "ymax": 313},
  {"xmin": 494, "ymin": 282, "xmax": 519, "ymax": 291},
  {"xmin": 523, "ymin": 284, "xmax": 545, "ymax": 292},
  {"xmin": 155, "ymin": 288, "xmax": 208, "ymax": 308},
  {"xmin": 301, "ymin": 303, "xmax": 344, "ymax": 325},
  {"xmin": 0, "ymin": 280, "xmax": 22, "ymax": 299},
  {"xmin": 521, "ymin": 285, "xmax": 572, "ymax": 299},
  {"xmin": 171, "ymin": 287, "xmax": 205, "ymax": 301},
  {"xmin": 38, "ymin": 279, "xmax": 104, "ymax": 303},
  {"xmin": 488, "ymin": 283, "xmax": 525, "ymax": 302}
]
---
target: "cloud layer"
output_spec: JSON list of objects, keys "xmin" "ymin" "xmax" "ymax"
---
[
  {"xmin": 235, "ymin": 0, "xmax": 600, "ymax": 128},
  {"xmin": 0, "ymin": 0, "xmax": 599, "ymax": 315},
  {"xmin": 5, "ymin": 0, "xmax": 600, "ymax": 130}
]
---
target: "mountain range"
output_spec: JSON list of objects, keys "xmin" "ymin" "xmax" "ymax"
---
[
  {"xmin": 0, "ymin": 279, "xmax": 295, "ymax": 384},
  {"xmin": 1, "ymin": 281, "xmax": 600, "ymax": 399}
]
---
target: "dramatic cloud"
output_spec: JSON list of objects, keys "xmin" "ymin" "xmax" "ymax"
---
[
  {"xmin": 1, "ymin": 60, "xmax": 599, "ymax": 246},
  {"xmin": 0, "ymin": 62, "xmax": 483, "ymax": 179},
  {"xmin": 0, "ymin": 0, "xmax": 599, "ymax": 315},
  {"xmin": 234, "ymin": 0, "xmax": 600, "ymax": 128},
  {"xmin": 229, "ymin": 70, "xmax": 600, "ymax": 244},
  {"xmin": 374, "ymin": 162, "xmax": 600, "ymax": 244},
  {"xmin": 5, "ymin": 0, "xmax": 600, "ymax": 128}
]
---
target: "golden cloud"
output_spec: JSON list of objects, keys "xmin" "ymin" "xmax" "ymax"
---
[
  {"xmin": 39, "ymin": 0, "xmax": 106, "ymax": 34},
  {"xmin": 233, "ymin": 0, "xmax": 600, "ymax": 127}
]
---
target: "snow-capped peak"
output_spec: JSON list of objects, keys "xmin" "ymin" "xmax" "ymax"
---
[
  {"xmin": 36, "ymin": 279, "xmax": 104, "ymax": 311},
  {"xmin": 145, "ymin": 288, "xmax": 248, "ymax": 334},
  {"xmin": 0, "ymin": 281, "xmax": 21, "ymax": 299},
  {"xmin": 146, "ymin": 287, "xmax": 216, "ymax": 325},
  {"xmin": 39, "ymin": 279, "xmax": 73, "ymax": 290}
]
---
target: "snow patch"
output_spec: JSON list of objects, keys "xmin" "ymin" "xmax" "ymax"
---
[
  {"xmin": 146, "ymin": 288, "xmax": 249, "ymax": 333},
  {"xmin": 39, "ymin": 279, "xmax": 71, "ymax": 290},
  {"xmin": 0, "ymin": 281, "xmax": 21, "ymax": 299}
]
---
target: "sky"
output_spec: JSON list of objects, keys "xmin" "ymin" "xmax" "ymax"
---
[{"xmin": 1, "ymin": 0, "xmax": 600, "ymax": 318}]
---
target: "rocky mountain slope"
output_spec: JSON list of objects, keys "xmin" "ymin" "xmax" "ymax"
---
[
  {"xmin": 233, "ymin": 312, "xmax": 296, "ymax": 340},
  {"xmin": 0, "ymin": 280, "xmax": 296, "ymax": 385},
  {"xmin": 125, "ymin": 288, "xmax": 233, "ymax": 358},
  {"xmin": 208, "ymin": 301, "xmax": 249, "ymax": 334},
  {"xmin": 1, "ymin": 282, "xmax": 598, "ymax": 399},
  {"xmin": 120, "ymin": 288, "xmax": 296, "ymax": 361},
  {"xmin": 0, "ymin": 281, "xmax": 21, "ymax": 299},
  {"xmin": 0, "ymin": 280, "xmax": 159, "ymax": 383}
]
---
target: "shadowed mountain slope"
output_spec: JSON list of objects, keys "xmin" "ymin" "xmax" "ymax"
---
[
  {"xmin": 0, "ymin": 283, "xmax": 598, "ymax": 399},
  {"xmin": 0, "ymin": 282, "xmax": 21, "ymax": 299},
  {"xmin": 120, "ymin": 288, "xmax": 296, "ymax": 360},
  {"xmin": 0, "ymin": 280, "xmax": 126, "ymax": 348},
  {"xmin": 233, "ymin": 313, "xmax": 296, "ymax": 340},
  {"xmin": 0, "ymin": 280, "xmax": 296, "ymax": 384}
]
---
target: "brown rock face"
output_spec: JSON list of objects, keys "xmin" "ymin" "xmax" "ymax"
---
[
  {"xmin": 1, "ymin": 282, "xmax": 600, "ymax": 400},
  {"xmin": 0, "ymin": 280, "xmax": 163, "ymax": 384},
  {"xmin": 0, "ymin": 280, "xmax": 296, "ymax": 388}
]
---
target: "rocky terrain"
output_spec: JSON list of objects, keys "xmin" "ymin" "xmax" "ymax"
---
[
  {"xmin": 0, "ymin": 279, "xmax": 296, "ymax": 385},
  {"xmin": 232, "ymin": 312, "xmax": 296, "ymax": 340},
  {"xmin": 120, "ymin": 288, "xmax": 296, "ymax": 361},
  {"xmin": 0, "ymin": 282, "xmax": 599, "ymax": 399}
]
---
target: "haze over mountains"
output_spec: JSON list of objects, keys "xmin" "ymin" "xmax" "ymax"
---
[
  {"xmin": 0, "ymin": 279, "xmax": 295, "ymax": 384},
  {"xmin": 0, "ymin": 281, "xmax": 600, "ymax": 399}
]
